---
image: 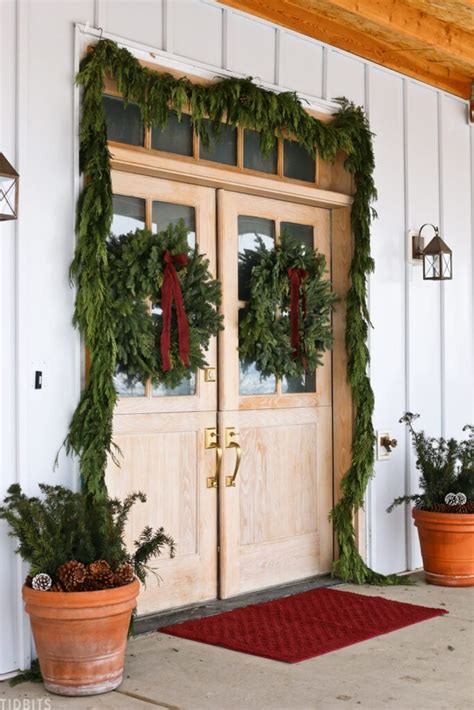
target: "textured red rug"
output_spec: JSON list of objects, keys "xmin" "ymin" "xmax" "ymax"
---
[{"xmin": 159, "ymin": 588, "xmax": 447, "ymax": 663}]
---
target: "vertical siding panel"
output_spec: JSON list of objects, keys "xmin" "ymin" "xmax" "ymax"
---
[
  {"xmin": 326, "ymin": 50, "xmax": 365, "ymax": 106},
  {"xmin": 367, "ymin": 68, "xmax": 407, "ymax": 574},
  {"xmin": 0, "ymin": 0, "xmax": 20, "ymax": 677},
  {"xmin": 167, "ymin": 0, "xmax": 222, "ymax": 67},
  {"xmin": 226, "ymin": 11, "xmax": 276, "ymax": 83},
  {"xmin": 441, "ymin": 97, "xmax": 473, "ymax": 436},
  {"xmin": 278, "ymin": 31, "xmax": 323, "ymax": 98},
  {"xmin": 406, "ymin": 82, "xmax": 441, "ymax": 568},
  {"xmin": 100, "ymin": 0, "xmax": 164, "ymax": 49}
]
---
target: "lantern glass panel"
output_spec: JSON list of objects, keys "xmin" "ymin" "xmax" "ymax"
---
[
  {"xmin": 442, "ymin": 253, "xmax": 452, "ymax": 279},
  {"xmin": 0, "ymin": 174, "xmax": 18, "ymax": 221}
]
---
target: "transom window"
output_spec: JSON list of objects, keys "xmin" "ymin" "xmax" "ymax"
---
[{"xmin": 103, "ymin": 95, "xmax": 317, "ymax": 184}]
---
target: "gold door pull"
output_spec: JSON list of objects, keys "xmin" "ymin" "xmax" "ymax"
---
[
  {"xmin": 225, "ymin": 428, "xmax": 242, "ymax": 487},
  {"xmin": 205, "ymin": 428, "xmax": 222, "ymax": 489}
]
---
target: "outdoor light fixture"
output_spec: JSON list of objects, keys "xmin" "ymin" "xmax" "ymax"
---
[
  {"xmin": 412, "ymin": 223, "xmax": 452, "ymax": 281},
  {"xmin": 0, "ymin": 153, "xmax": 19, "ymax": 221}
]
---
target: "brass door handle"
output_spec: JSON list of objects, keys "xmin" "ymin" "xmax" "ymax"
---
[
  {"xmin": 205, "ymin": 428, "xmax": 222, "ymax": 489},
  {"xmin": 225, "ymin": 428, "xmax": 242, "ymax": 487}
]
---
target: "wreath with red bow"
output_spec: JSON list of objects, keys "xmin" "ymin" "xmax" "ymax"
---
[
  {"xmin": 107, "ymin": 221, "xmax": 223, "ymax": 390},
  {"xmin": 239, "ymin": 231, "xmax": 336, "ymax": 380}
]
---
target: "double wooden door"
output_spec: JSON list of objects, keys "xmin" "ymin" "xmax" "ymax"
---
[{"xmin": 106, "ymin": 174, "xmax": 333, "ymax": 614}]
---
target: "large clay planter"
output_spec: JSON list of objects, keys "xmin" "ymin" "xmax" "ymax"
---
[
  {"xmin": 412, "ymin": 508, "xmax": 474, "ymax": 587},
  {"xmin": 22, "ymin": 578, "xmax": 140, "ymax": 696}
]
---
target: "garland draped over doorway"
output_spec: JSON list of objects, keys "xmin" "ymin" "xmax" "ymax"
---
[{"xmin": 68, "ymin": 39, "xmax": 402, "ymax": 585}]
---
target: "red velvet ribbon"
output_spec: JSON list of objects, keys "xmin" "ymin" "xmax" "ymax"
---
[
  {"xmin": 160, "ymin": 250, "xmax": 190, "ymax": 372},
  {"xmin": 287, "ymin": 267, "xmax": 308, "ymax": 361}
]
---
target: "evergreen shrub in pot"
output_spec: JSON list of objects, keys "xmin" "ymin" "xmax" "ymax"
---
[
  {"xmin": 0, "ymin": 485, "xmax": 174, "ymax": 695},
  {"xmin": 388, "ymin": 414, "xmax": 474, "ymax": 587}
]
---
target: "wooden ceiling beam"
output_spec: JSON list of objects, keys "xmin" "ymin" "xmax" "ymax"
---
[
  {"xmin": 300, "ymin": 0, "xmax": 474, "ymax": 70},
  {"xmin": 221, "ymin": 0, "xmax": 472, "ymax": 99}
]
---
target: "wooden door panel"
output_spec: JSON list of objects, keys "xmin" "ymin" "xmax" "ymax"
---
[
  {"xmin": 218, "ymin": 190, "xmax": 333, "ymax": 598},
  {"xmin": 105, "ymin": 178, "xmax": 218, "ymax": 614}
]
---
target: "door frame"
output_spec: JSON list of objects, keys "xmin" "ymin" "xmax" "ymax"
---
[{"xmin": 108, "ymin": 145, "xmax": 362, "ymax": 564}]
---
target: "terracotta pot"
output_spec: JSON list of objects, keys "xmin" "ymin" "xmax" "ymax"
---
[
  {"xmin": 23, "ymin": 578, "xmax": 140, "ymax": 696},
  {"xmin": 412, "ymin": 508, "xmax": 474, "ymax": 587}
]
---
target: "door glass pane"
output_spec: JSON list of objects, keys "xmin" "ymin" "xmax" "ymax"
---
[
  {"xmin": 152, "ymin": 201, "xmax": 196, "ymax": 248},
  {"xmin": 283, "ymin": 139, "xmax": 315, "ymax": 182},
  {"xmin": 103, "ymin": 95, "xmax": 144, "ymax": 146},
  {"xmin": 113, "ymin": 370, "xmax": 146, "ymax": 398},
  {"xmin": 153, "ymin": 373, "xmax": 196, "ymax": 397},
  {"xmin": 111, "ymin": 195, "xmax": 146, "ymax": 237},
  {"xmin": 238, "ymin": 216, "xmax": 275, "ymax": 302},
  {"xmin": 151, "ymin": 111, "xmax": 193, "ymax": 156},
  {"xmin": 239, "ymin": 310, "xmax": 276, "ymax": 395},
  {"xmin": 199, "ymin": 120, "xmax": 237, "ymax": 166},
  {"xmin": 243, "ymin": 130, "xmax": 277, "ymax": 174},
  {"xmin": 280, "ymin": 222, "xmax": 314, "ymax": 251},
  {"xmin": 282, "ymin": 371, "xmax": 316, "ymax": 394}
]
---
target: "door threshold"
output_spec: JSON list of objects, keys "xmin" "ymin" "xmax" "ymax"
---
[{"xmin": 133, "ymin": 574, "xmax": 342, "ymax": 636}]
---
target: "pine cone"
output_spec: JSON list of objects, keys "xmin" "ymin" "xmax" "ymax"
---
[
  {"xmin": 86, "ymin": 560, "xmax": 115, "ymax": 590},
  {"xmin": 32, "ymin": 573, "xmax": 52, "ymax": 591},
  {"xmin": 50, "ymin": 581, "xmax": 65, "ymax": 592},
  {"xmin": 57, "ymin": 560, "xmax": 87, "ymax": 592},
  {"xmin": 25, "ymin": 575, "xmax": 33, "ymax": 588},
  {"xmin": 431, "ymin": 502, "xmax": 474, "ymax": 514},
  {"xmin": 113, "ymin": 563, "xmax": 134, "ymax": 587}
]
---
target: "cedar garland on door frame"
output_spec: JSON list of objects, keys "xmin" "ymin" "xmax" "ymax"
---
[{"xmin": 67, "ymin": 38, "xmax": 404, "ymax": 585}]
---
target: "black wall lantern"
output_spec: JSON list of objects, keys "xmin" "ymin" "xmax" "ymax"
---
[
  {"xmin": 412, "ymin": 223, "xmax": 452, "ymax": 281},
  {"xmin": 0, "ymin": 153, "xmax": 20, "ymax": 221}
]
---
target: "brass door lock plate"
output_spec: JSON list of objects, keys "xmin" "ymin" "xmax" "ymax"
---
[
  {"xmin": 204, "ymin": 367, "xmax": 216, "ymax": 382},
  {"xmin": 377, "ymin": 431, "xmax": 398, "ymax": 460}
]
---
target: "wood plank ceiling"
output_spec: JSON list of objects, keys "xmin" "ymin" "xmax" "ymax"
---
[{"xmin": 221, "ymin": 0, "xmax": 474, "ymax": 99}]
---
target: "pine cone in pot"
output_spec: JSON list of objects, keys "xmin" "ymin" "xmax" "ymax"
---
[
  {"xmin": 86, "ymin": 560, "xmax": 115, "ymax": 590},
  {"xmin": 113, "ymin": 563, "xmax": 134, "ymax": 587},
  {"xmin": 57, "ymin": 560, "xmax": 87, "ymax": 592}
]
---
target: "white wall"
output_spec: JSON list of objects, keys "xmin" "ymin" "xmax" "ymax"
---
[{"xmin": 1, "ymin": 0, "xmax": 472, "ymax": 673}]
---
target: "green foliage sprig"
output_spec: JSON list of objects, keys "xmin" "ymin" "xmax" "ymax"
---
[
  {"xmin": 108, "ymin": 221, "xmax": 223, "ymax": 389},
  {"xmin": 68, "ymin": 38, "xmax": 390, "ymax": 583},
  {"xmin": 388, "ymin": 413, "xmax": 474, "ymax": 513},
  {"xmin": 239, "ymin": 230, "xmax": 336, "ymax": 379},
  {"xmin": 0, "ymin": 484, "xmax": 175, "ymax": 584}
]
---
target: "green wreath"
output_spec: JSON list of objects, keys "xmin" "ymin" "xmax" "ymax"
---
[
  {"xmin": 239, "ymin": 231, "xmax": 336, "ymax": 380},
  {"xmin": 107, "ymin": 220, "xmax": 223, "ymax": 389}
]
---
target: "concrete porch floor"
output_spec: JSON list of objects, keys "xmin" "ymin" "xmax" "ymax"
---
[{"xmin": 1, "ymin": 573, "xmax": 473, "ymax": 710}]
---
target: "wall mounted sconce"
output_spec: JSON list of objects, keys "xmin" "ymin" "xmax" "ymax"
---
[
  {"xmin": 412, "ymin": 223, "xmax": 452, "ymax": 281},
  {"xmin": 0, "ymin": 153, "xmax": 19, "ymax": 221}
]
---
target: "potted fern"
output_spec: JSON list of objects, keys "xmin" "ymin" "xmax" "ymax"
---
[
  {"xmin": 388, "ymin": 413, "xmax": 474, "ymax": 587},
  {"xmin": 0, "ymin": 485, "xmax": 174, "ymax": 696}
]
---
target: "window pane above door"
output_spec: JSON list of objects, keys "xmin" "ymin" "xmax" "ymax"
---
[
  {"xmin": 151, "ymin": 111, "xmax": 193, "ymax": 157},
  {"xmin": 283, "ymin": 139, "xmax": 315, "ymax": 182},
  {"xmin": 243, "ymin": 130, "xmax": 278, "ymax": 174},
  {"xmin": 152, "ymin": 201, "xmax": 196, "ymax": 248},
  {"xmin": 111, "ymin": 195, "xmax": 146, "ymax": 237},
  {"xmin": 103, "ymin": 95, "xmax": 144, "ymax": 146},
  {"xmin": 199, "ymin": 120, "xmax": 238, "ymax": 166},
  {"xmin": 238, "ymin": 216, "xmax": 275, "ymax": 302}
]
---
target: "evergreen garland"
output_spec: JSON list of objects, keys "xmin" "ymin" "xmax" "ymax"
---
[
  {"xmin": 68, "ymin": 38, "xmax": 404, "ymax": 584},
  {"xmin": 239, "ymin": 230, "xmax": 336, "ymax": 378}
]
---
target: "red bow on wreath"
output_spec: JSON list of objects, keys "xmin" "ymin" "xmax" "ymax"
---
[
  {"xmin": 287, "ymin": 267, "xmax": 308, "ymax": 364},
  {"xmin": 160, "ymin": 250, "xmax": 190, "ymax": 372}
]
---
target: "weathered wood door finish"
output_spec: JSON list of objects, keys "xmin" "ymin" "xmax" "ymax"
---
[
  {"xmin": 217, "ymin": 191, "xmax": 333, "ymax": 598},
  {"xmin": 106, "ymin": 174, "xmax": 218, "ymax": 614}
]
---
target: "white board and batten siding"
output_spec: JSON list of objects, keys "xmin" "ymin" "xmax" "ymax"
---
[{"xmin": 0, "ymin": 0, "xmax": 472, "ymax": 674}]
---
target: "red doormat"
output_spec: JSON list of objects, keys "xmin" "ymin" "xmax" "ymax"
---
[{"xmin": 159, "ymin": 588, "xmax": 447, "ymax": 663}]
